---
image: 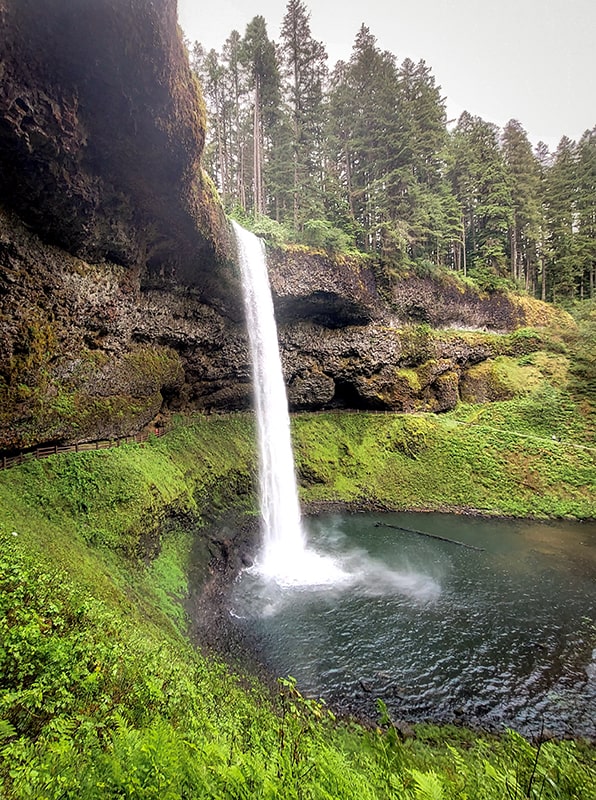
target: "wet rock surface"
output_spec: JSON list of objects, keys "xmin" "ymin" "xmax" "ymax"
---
[
  {"xmin": 389, "ymin": 274, "xmax": 525, "ymax": 330},
  {"xmin": 0, "ymin": 0, "xmax": 236, "ymax": 309},
  {"xmin": 0, "ymin": 206, "xmax": 247, "ymax": 448},
  {"xmin": 0, "ymin": 204, "xmax": 552, "ymax": 449},
  {"xmin": 267, "ymin": 247, "xmax": 379, "ymax": 327}
]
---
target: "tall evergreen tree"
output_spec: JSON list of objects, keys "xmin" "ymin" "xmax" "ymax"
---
[
  {"xmin": 392, "ymin": 58, "xmax": 456, "ymax": 264},
  {"xmin": 397, "ymin": 58, "xmax": 446, "ymax": 188},
  {"xmin": 279, "ymin": 0, "xmax": 328, "ymax": 230},
  {"xmin": 534, "ymin": 141, "xmax": 553, "ymax": 299},
  {"xmin": 576, "ymin": 127, "xmax": 596, "ymax": 298},
  {"xmin": 221, "ymin": 30, "xmax": 249, "ymax": 211},
  {"xmin": 241, "ymin": 16, "xmax": 281, "ymax": 215},
  {"xmin": 328, "ymin": 26, "xmax": 403, "ymax": 253},
  {"xmin": 449, "ymin": 113, "xmax": 512, "ymax": 274},
  {"xmin": 190, "ymin": 41, "xmax": 239, "ymax": 206},
  {"xmin": 543, "ymin": 136, "xmax": 580, "ymax": 299},
  {"xmin": 502, "ymin": 119, "xmax": 542, "ymax": 291}
]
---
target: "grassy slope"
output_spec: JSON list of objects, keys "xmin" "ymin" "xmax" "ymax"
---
[
  {"xmin": 293, "ymin": 323, "xmax": 595, "ymax": 520},
  {"xmin": 293, "ymin": 403, "xmax": 595, "ymax": 519},
  {"xmin": 1, "ymin": 399, "xmax": 595, "ymax": 797}
]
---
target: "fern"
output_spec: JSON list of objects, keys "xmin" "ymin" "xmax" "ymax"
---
[
  {"xmin": 0, "ymin": 720, "xmax": 16, "ymax": 741},
  {"xmin": 410, "ymin": 769, "xmax": 444, "ymax": 800}
]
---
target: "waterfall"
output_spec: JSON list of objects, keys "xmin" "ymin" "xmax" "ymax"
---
[
  {"xmin": 233, "ymin": 221, "xmax": 306, "ymax": 579},
  {"xmin": 233, "ymin": 221, "xmax": 351, "ymax": 587}
]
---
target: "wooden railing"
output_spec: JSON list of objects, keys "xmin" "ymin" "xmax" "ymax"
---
[{"xmin": 0, "ymin": 427, "xmax": 170, "ymax": 472}]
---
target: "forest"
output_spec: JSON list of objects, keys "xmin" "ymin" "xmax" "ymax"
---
[{"xmin": 189, "ymin": 0, "xmax": 595, "ymax": 303}]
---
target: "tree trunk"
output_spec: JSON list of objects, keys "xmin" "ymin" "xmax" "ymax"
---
[
  {"xmin": 253, "ymin": 80, "xmax": 264, "ymax": 216},
  {"xmin": 293, "ymin": 124, "xmax": 299, "ymax": 231},
  {"xmin": 345, "ymin": 141, "xmax": 355, "ymax": 219},
  {"xmin": 215, "ymin": 104, "xmax": 226, "ymax": 203},
  {"xmin": 292, "ymin": 52, "xmax": 300, "ymax": 233}
]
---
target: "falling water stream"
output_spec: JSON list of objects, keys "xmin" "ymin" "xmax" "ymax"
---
[
  {"xmin": 233, "ymin": 221, "xmax": 343, "ymax": 585},
  {"xmin": 232, "ymin": 221, "xmax": 596, "ymax": 738}
]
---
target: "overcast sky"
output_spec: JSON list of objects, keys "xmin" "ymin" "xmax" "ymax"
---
[{"xmin": 177, "ymin": 0, "xmax": 595, "ymax": 151}]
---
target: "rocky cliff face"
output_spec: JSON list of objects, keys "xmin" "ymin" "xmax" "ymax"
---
[
  {"xmin": 0, "ymin": 0, "xmax": 571, "ymax": 453},
  {"xmin": 0, "ymin": 202, "xmax": 565, "ymax": 450},
  {"xmin": 0, "ymin": 0, "xmax": 236, "ymax": 310},
  {"xmin": 0, "ymin": 206, "xmax": 250, "ymax": 449}
]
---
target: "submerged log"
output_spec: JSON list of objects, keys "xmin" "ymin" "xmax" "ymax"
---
[{"xmin": 374, "ymin": 522, "xmax": 484, "ymax": 551}]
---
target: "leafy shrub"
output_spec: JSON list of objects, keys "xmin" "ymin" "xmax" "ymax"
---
[
  {"xmin": 229, "ymin": 209, "xmax": 291, "ymax": 247},
  {"xmin": 565, "ymin": 300, "xmax": 596, "ymax": 405},
  {"xmin": 301, "ymin": 218, "xmax": 357, "ymax": 252},
  {"xmin": 468, "ymin": 265, "xmax": 517, "ymax": 293}
]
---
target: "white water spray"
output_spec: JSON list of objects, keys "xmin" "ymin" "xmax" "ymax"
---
[{"xmin": 233, "ymin": 222, "xmax": 345, "ymax": 586}]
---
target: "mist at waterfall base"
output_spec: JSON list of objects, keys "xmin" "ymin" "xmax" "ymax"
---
[
  {"xmin": 232, "ymin": 221, "xmax": 596, "ymax": 738},
  {"xmin": 232, "ymin": 512, "xmax": 596, "ymax": 740}
]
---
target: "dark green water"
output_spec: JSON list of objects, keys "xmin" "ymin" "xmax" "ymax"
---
[{"xmin": 231, "ymin": 512, "xmax": 596, "ymax": 739}]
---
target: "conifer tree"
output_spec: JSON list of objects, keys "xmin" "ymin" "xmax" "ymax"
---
[
  {"xmin": 241, "ymin": 16, "xmax": 281, "ymax": 216},
  {"xmin": 328, "ymin": 26, "xmax": 402, "ymax": 253},
  {"xmin": 576, "ymin": 127, "xmax": 596, "ymax": 298},
  {"xmin": 502, "ymin": 119, "xmax": 542, "ymax": 292},
  {"xmin": 543, "ymin": 136, "xmax": 580, "ymax": 299},
  {"xmin": 280, "ymin": 0, "xmax": 328, "ymax": 231},
  {"xmin": 221, "ymin": 30, "xmax": 249, "ymax": 211},
  {"xmin": 449, "ymin": 113, "xmax": 512, "ymax": 274},
  {"xmin": 392, "ymin": 58, "xmax": 456, "ymax": 265}
]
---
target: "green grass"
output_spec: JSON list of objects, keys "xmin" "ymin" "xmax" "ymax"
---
[
  {"xmin": 0, "ymin": 410, "xmax": 595, "ymax": 797},
  {"xmin": 293, "ymin": 398, "xmax": 595, "ymax": 519}
]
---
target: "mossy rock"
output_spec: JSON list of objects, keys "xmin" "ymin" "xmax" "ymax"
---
[
  {"xmin": 0, "ymin": 344, "xmax": 185, "ymax": 449},
  {"xmin": 386, "ymin": 415, "xmax": 436, "ymax": 459},
  {"xmin": 394, "ymin": 367, "xmax": 421, "ymax": 393},
  {"xmin": 460, "ymin": 355, "xmax": 555, "ymax": 403},
  {"xmin": 428, "ymin": 369, "xmax": 460, "ymax": 412}
]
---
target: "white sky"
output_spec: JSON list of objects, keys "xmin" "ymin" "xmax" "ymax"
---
[{"xmin": 177, "ymin": 0, "xmax": 595, "ymax": 151}]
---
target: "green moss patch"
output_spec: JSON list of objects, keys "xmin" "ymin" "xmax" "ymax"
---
[{"xmin": 293, "ymin": 403, "xmax": 595, "ymax": 519}]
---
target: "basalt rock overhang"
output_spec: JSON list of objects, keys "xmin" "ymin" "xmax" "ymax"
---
[
  {"xmin": 0, "ymin": 0, "xmax": 239, "ymax": 314},
  {"xmin": 266, "ymin": 247, "xmax": 379, "ymax": 327}
]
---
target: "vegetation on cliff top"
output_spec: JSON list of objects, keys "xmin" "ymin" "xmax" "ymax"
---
[{"xmin": 1, "ymin": 412, "xmax": 595, "ymax": 798}]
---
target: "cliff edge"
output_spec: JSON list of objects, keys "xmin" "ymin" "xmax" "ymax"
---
[{"xmin": 0, "ymin": 0, "xmax": 575, "ymax": 453}]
